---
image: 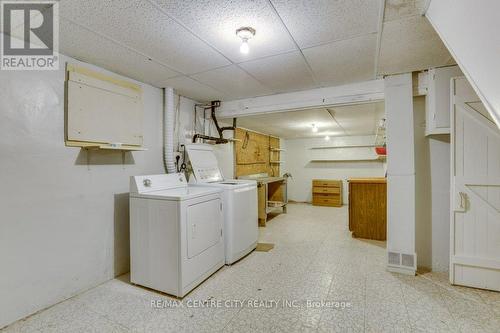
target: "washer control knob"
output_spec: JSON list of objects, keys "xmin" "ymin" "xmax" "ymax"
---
[{"xmin": 143, "ymin": 179, "xmax": 152, "ymax": 187}]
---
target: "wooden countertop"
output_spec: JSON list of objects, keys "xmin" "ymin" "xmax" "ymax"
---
[
  {"xmin": 239, "ymin": 175, "xmax": 286, "ymax": 184},
  {"xmin": 348, "ymin": 178, "xmax": 387, "ymax": 184},
  {"xmin": 253, "ymin": 176, "xmax": 286, "ymax": 184}
]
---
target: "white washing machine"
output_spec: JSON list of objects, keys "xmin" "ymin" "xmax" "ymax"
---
[
  {"xmin": 129, "ymin": 173, "xmax": 224, "ymax": 297},
  {"xmin": 186, "ymin": 144, "xmax": 258, "ymax": 264}
]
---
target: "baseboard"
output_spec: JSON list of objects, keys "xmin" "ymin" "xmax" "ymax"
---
[{"xmin": 387, "ymin": 265, "xmax": 416, "ymax": 276}]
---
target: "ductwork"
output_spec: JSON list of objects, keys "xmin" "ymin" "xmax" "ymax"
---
[{"xmin": 164, "ymin": 87, "xmax": 176, "ymax": 174}]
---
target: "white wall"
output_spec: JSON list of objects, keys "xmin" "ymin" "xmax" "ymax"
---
[
  {"xmin": 211, "ymin": 121, "xmax": 235, "ymax": 180},
  {"xmin": 429, "ymin": 135, "xmax": 451, "ymax": 272},
  {"xmin": 282, "ymin": 136, "xmax": 385, "ymax": 203},
  {"xmin": 167, "ymin": 96, "xmax": 235, "ymax": 179},
  {"xmin": 0, "ymin": 52, "xmax": 203, "ymax": 328},
  {"xmin": 426, "ymin": 0, "xmax": 500, "ymax": 128},
  {"xmin": 213, "ymin": 138, "xmax": 235, "ymax": 180},
  {"xmin": 414, "ymin": 97, "xmax": 432, "ymax": 270}
]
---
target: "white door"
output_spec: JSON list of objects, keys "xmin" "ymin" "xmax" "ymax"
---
[{"xmin": 451, "ymin": 77, "xmax": 500, "ymax": 291}]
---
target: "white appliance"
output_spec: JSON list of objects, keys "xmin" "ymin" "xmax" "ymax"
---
[
  {"xmin": 129, "ymin": 173, "xmax": 225, "ymax": 297},
  {"xmin": 186, "ymin": 144, "xmax": 258, "ymax": 264}
]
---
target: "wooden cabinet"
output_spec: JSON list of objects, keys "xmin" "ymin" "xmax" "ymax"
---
[
  {"xmin": 348, "ymin": 178, "xmax": 387, "ymax": 240},
  {"xmin": 312, "ymin": 179, "xmax": 342, "ymax": 207}
]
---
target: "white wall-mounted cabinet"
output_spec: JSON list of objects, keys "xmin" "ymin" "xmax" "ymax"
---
[
  {"xmin": 66, "ymin": 64, "xmax": 145, "ymax": 150},
  {"xmin": 425, "ymin": 66, "xmax": 463, "ymax": 135}
]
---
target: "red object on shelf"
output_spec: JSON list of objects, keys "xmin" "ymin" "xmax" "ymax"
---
[{"xmin": 375, "ymin": 147, "xmax": 387, "ymax": 155}]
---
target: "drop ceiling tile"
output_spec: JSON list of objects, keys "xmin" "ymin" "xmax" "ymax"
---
[
  {"xmin": 60, "ymin": 18, "xmax": 180, "ymax": 87},
  {"xmin": 238, "ymin": 51, "xmax": 317, "ymax": 93},
  {"xmin": 190, "ymin": 65, "xmax": 273, "ymax": 100},
  {"xmin": 153, "ymin": 0, "xmax": 297, "ymax": 63},
  {"xmin": 384, "ymin": 0, "xmax": 427, "ymax": 22},
  {"xmin": 270, "ymin": 0, "xmax": 380, "ymax": 48},
  {"xmin": 235, "ymin": 104, "xmax": 384, "ymax": 139},
  {"xmin": 378, "ymin": 15, "xmax": 452, "ymax": 75},
  {"xmin": 303, "ymin": 34, "xmax": 377, "ymax": 87},
  {"xmin": 235, "ymin": 108, "xmax": 338, "ymax": 139},
  {"xmin": 330, "ymin": 102, "xmax": 385, "ymax": 136},
  {"xmin": 59, "ymin": 0, "xmax": 230, "ymax": 74},
  {"xmin": 155, "ymin": 76, "xmax": 226, "ymax": 102}
]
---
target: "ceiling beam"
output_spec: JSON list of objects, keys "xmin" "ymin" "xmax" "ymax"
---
[
  {"xmin": 218, "ymin": 79, "xmax": 385, "ymax": 118},
  {"xmin": 374, "ymin": 0, "xmax": 386, "ymax": 79}
]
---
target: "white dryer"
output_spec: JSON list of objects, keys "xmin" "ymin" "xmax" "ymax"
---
[
  {"xmin": 129, "ymin": 173, "xmax": 224, "ymax": 297},
  {"xmin": 186, "ymin": 144, "xmax": 258, "ymax": 264}
]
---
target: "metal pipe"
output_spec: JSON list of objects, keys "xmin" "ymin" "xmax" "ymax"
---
[{"xmin": 192, "ymin": 133, "xmax": 229, "ymax": 144}]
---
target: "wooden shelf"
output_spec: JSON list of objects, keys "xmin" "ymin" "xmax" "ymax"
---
[
  {"xmin": 267, "ymin": 201, "xmax": 286, "ymax": 213},
  {"xmin": 310, "ymin": 157, "xmax": 382, "ymax": 162},
  {"xmin": 270, "ymin": 147, "xmax": 285, "ymax": 152},
  {"xmin": 66, "ymin": 141, "xmax": 147, "ymax": 151},
  {"xmin": 310, "ymin": 144, "xmax": 376, "ymax": 149}
]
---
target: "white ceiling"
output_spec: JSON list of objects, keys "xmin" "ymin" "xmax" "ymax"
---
[
  {"xmin": 233, "ymin": 102, "xmax": 385, "ymax": 139},
  {"xmin": 49, "ymin": 0, "xmax": 453, "ymax": 101}
]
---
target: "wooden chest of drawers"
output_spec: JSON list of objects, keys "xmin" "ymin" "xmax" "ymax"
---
[
  {"xmin": 312, "ymin": 179, "xmax": 343, "ymax": 207},
  {"xmin": 348, "ymin": 178, "xmax": 387, "ymax": 240}
]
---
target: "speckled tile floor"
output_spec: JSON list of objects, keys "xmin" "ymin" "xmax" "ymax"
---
[{"xmin": 3, "ymin": 203, "xmax": 500, "ymax": 332}]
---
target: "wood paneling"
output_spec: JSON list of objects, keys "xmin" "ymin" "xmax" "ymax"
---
[
  {"xmin": 312, "ymin": 179, "xmax": 342, "ymax": 207},
  {"xmin": 348, "ymin": 178, "xmax": 387, "ymax": 241},
  {"xmin": 235, "ymin": 127, "xmax": 281, "ymax": 177},
  {"xmin": 235, "ymin": 128, "xmax": 284, "ymax": 227}
]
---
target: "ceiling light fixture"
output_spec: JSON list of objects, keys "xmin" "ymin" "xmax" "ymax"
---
[
  {"xmin": 312, "ymin": 124, "xmax": 318, "ymax": 133},
  {"xmin": 236, "ymin": 27, "xmax": 256, "ymax": 54},
  {"xmin": 324, "ymin": 135, "xmax": 330, "ymax": 141}
]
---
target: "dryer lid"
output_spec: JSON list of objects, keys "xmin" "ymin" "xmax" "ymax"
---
[{"xmin": 185, "ymin": 144, "xmax": 223, "ymax": 183}]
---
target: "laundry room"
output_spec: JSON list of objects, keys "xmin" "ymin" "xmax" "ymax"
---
[{"xmin": 1, "ymin": 1, "xmax": 500, "ymax": 332}]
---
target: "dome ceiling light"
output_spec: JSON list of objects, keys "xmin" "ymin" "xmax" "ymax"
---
[{"xmin": 236, "ymin": 27, "xmax": 256, "ymax": 54}]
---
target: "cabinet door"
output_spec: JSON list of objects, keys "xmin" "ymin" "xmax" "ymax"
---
[
  {"xmin": 426, "ymin": 66, "xmax": 463, "ymax": 135},
  {"xmin": 350, "ymin": 183, "xmax": 387, "ymax": 240}
]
